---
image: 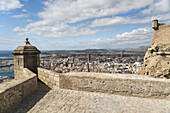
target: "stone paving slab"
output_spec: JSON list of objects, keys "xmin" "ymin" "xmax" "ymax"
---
[{"xmin": 27, "ymin": 89, "xmax": 170, "ymax": 113}]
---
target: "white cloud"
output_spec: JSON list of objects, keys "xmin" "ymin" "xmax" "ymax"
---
[
  {"xmin": 22, "ymin": 9, "xmax": 27, "ymax": 12},
  {"xmin": 0, "ymin": 0, "xmax": 23, "ymax": 11},
  {"xmin": 164, "ymin": 20, "xmax": 170, "ymax": 24},
  {"xmin": 25, "ymin": 19, "xmax": 32, "ymax": 23},
  {"xmin": 12, "ymin": 14, "xmax": 29, "ymax": 18},
  {"xmin": 142, "ymin": 0, "xmax": 170, "ymax": 15},
  {"xmin": 90, "ymin": 13, "xmax": 170, "ymax": 27},
  {"xmin": 0, "ymin": 36, "xmax": 23, "ymax": 50},
  {"xmin": 13, "ymin": 23, "xmax": 109, "ymax": 38},
  {"xmin": 90, "ymin": 17, "xmax": 149, "ymax": 27},
  {"xmin": 87, "ymin": 27, "xmax": 154, "ymax": 49},
  {"xmin": 38, "ymin": 27, "xmax": 154, "ymax": 50},
  {"xmin": 13, "ymin": 0, "xmax": 153, "ymax": 38},
  {"xmin": 38, "ymin": 0, "xmax": 153, "ymax": 23},
  {"xmin": 0, "ymin": 11, "xmax": 11, "ymax": 14}
]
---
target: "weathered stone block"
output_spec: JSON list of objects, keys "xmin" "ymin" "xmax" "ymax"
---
[
  {"xmin": 49, "ymin": 74, "xmax": 54, "ymax": 80},
  {"xmin": 60, "ymin": 72, "xmax": 170, "ymax": 98},
  {"xmin": 37, "ymin": 68, "xmax": 60, "ymax": 89},
  {"xmin": 0, "ymin": 68, "xmax": 37, "ymax": 113},
  {"xmin": 46, "ymin": 78, "xmax": 50, "ymax": 83}
]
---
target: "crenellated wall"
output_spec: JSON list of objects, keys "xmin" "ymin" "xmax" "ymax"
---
[
  {"xmin": 60, "ymin": 72, "xmax": 170, "ymax": 98},
  {"xmin": 38, "ymin": 67, "xmax": 59, "ymax": 89},
  {"xmin": 0, "ymin": 68, "xmax": 37, "ymax": 113}
]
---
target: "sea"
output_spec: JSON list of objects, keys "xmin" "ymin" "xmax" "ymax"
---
[
  {"xmin": 0, "ymin": 51, "xmax": 14, "ymax": 77},
  {"xmin": 0, "ymin": 52, "xmax": 13, "ymax": 60}
]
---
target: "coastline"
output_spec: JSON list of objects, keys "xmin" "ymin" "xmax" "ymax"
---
[
  {"xmin": 0, "ymin": 57, "xmax": 13, "ymax": 61},
  {"xmin": 0, "ymin": 52, "xmax": 14, "ymax": 82}
]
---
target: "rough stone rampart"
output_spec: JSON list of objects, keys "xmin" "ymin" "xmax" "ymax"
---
[
  {"xmin": 0, "ymin": 68, "xmax": 37, "ymax": 113},
  {"xmin": 151, "ymin": 24, "xmax": 170, "ymax": 45},
  {"xmin": 38, "ymin": 67, "xmax": 59, "ymax": 89},
  {"xmin": 60, "ymin": 72, "xmax": 170, "ymax": 98},
  {"xmin": 139, "ymin": 22, "xmax": 170, "ymax": 78}
]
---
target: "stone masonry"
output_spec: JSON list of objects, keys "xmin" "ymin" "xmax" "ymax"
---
[
  {"xmin": 0, "ymin": 38, "xmax": 40, "ymax": 113},
  {"xmin": 0, "ymin": 68, "xmax": 37, "ymax": 113},
  {"xmin": 38, "ymin": 67, "xmax": 59, "ymax": 89},
  {"xmin": 11, "ymin": 88, "xmax": 170, "ymax": 113},
  {"xmin": 139, "ymin": 19, "xmax": 170, "ymax": 78},
  {"xmin": 12, "ymin": 38, "xmax": 41, "ymax": 78},
  {"xmin": 60, "ymin": 72, "xmax": 170, "ymax": 98}
]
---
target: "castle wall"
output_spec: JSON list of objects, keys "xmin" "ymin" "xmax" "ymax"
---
[
  {"xmin": 0, "ymin": 68, "xmax": 37, "ymax": 113},
  {"xmin": 139, "ymin": 23, "xmax": 170, "ymax": 78},
  {"xmin": 38, "ymin": 67, "xmax": 59, "ymax": 89},
  {"xmin": 60, "ymin": 72, "xmax": 170, "ymax": 98},
  {"xmin": 36, "ymin": 68, "xmax": 170, "ymax": 98},
  {"xmin": 151, "ymin": 24, "xmax": 170, "ymax": 45}
]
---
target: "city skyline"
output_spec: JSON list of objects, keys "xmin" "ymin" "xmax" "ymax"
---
[{"xmin": 0, "ymin": 0, "xmax": 170, "ymax": 50}]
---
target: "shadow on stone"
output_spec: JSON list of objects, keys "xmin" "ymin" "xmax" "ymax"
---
[{"xmin": 9, "ymin": 81, "xmax": 51, "ymax": 113}]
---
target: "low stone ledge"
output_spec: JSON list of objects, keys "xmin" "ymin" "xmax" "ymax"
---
[
  {"xmin": 23, "ymin": 68, "xmax": 37, "ymax": 77},
  {"xmin": 38, "ymin": 67, "xmax": 60, "ymax": 89},
  {"xmin": 0, "ymin": 68, "xmax": 37, "ymax": 113},
  {"xmin": 60, "ymin": 72, "xmax": 170, "ymax": 98}
]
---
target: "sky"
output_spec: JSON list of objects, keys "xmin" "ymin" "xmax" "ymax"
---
[{"xmin": 0, "ymin": 0, "xmax": 169, "ymax": 50}]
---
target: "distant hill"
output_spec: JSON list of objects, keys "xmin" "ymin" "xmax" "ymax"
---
[
  {"xmin": 135, "ymin": 46, "xmax": 149, "ymax": 52},
  {"xmin": 41, "ymin": 46, "xmax": 149, "ymax": 54}
]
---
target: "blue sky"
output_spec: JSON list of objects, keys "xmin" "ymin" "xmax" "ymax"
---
[{"xmin": 0, "ymin": 0, "xmax": 169, "ymax": 50}]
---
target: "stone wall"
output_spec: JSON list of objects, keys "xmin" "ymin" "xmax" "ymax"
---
[
  {"xmin": 151, "ymin": 24, "xmax": 170, "ymax": 45},
  {"xmin": 0, "ymin": 68, "xmax": 37, "ymax": 113},
  {"xmin": 38, "ymin": 67, "xmax": 59, "ymax": 89},
  {"xmin": 139, "ymin": 23, "xmax": 170, "ymax": 78},
  {"xmin": 13, "ymin": 55, "xmax": 24, "ymax": 78},
  {"xmin": 60, "ymin": 72, "xmax": 170, "ymax": 98}
]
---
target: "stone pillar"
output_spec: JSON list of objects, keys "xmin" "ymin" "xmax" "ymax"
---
[{"xmin": 12, "ymin": 38, "xmax": 41, "ymax": 78}]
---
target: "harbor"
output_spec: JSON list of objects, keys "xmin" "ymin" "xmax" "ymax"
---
[{"xmin": 0, "ymin": 52, "xmax": 14, "ymax": 83}]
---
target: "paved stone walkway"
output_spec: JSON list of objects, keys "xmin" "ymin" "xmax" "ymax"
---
[
  {"xmin": 9, "ymin": 82, "xmax": 51, "ymax": 113},
  {"xmin": 10, "ymin": 83, "xmax": 170, "ymax": 113},
  {"xmin": 29, "ymin": 90, "xmax": 170, "ymax": 113}
]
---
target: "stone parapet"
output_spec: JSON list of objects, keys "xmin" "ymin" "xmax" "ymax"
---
[
  {"xmin": 60, "ymin": 72, "xmax": 170, "ymax": 98},
  {"xmin": 0, "ymin": 68, "xmax": 37, "ymax": 113},
  {"xmin": 38, "ymin": 67, "xmax": 59, "ymax": 89}
]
